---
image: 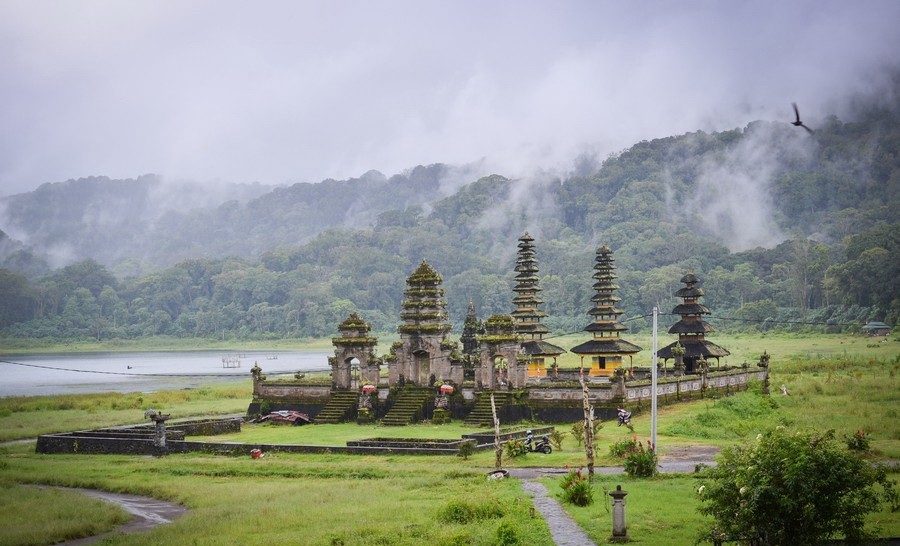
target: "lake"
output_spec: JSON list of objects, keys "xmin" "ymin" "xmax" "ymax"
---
[{"xmin": 0, "ymin": 350, "xmax": 331, "ymax": 397}]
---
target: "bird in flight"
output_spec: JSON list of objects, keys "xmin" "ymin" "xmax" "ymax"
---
[{"xmin": 791, "ymin": 103, "xmax": 813, "ymax": 133}]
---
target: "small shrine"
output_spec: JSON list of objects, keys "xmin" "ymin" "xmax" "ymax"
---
[
  {"xmin": 570, "ymin": 245, "xmax": 642, "ymax": 376},
  {"xmin": 329, "ymin": 313, "xmax": 379, "ymax": 389},
  {"xmin": 658, "ymin": 273, "xmax": 730, "ymax": 373},
  {"xmin": 512, "ymin": 232, "xmax": 565, "ymax": 378},
  {"xmin": 385, "ymin": 260, "xmax": 463, "ymax": 386}
]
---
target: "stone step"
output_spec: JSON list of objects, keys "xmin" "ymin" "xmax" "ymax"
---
[{"xmin": 314, "ymin": 391, "xmax": 359, "ymax": 424}]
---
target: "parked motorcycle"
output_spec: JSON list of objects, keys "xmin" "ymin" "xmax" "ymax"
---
[{"xmin": 524, "ymin": 430, "xmax": 552, "ymax": 454}]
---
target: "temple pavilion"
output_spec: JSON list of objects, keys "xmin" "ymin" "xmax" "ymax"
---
[
  {"xmin": 658, "ymin": 273, "xmax": 730, "ymax": 373},
  {"xmin": 512, "ymin": 233, "xmax": 565, "ymax": 377},
  {"xmin": 570, "ymin": 245, "xmax": 641, "ymax": 376}
]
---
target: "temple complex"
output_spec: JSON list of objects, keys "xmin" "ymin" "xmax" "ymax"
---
[
  {"xmin": 251, "ymin": 239, "xmax": 764, "ymax": 425},
  {"xmin": 570, "ymin": 245, "xmax": 642, "ymax": 376},
  {"xmin": 384, "ymin": 260, "xmax": 463, "ymax": 386},
  {"xmin": 512, "ymin": 232, "xmax": 565, "ymax": 378},
  {"xmin": 658, "ymin": 273, "xmax": 730, "ymax": 373}
]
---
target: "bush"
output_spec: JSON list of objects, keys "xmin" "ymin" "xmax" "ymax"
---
[
  {"xmin": 438, "ymin": 499, "xmax": 505, "ymax": 524},
  {"xmin": 623, "ymin": 441, "xmax": 657, "ymax": 477},
  {"xmin": 548, "ymin": 429, "xmax": 565, "ymax": 451},
  {"xmin": 609, "ymin": 437, "xmax": 639, "ymax": 458},
  {"xmin": 560, "ymin": 469, "xmax": 593, "ymax": 506},
  {"xmin": 504, "ymin": 439, "xmax": 528, "ymax": 458},
  {"xmin": 845, "ymin": 429, "xmax": 870, "ymax": 451},
  {"xmin": 495, "ymin": 521, "xmax": 520, "ymax": 545},
  {"xmin": 571, "ymin": 422, "xmax": 584, "ymax": 446},
  {"xmin": 697, "ymin": 428, "xmax": 898, "ymax": 545},
  {"xmin": 457, "ymin": 440, "xmax": 475, "ymax": 461}
]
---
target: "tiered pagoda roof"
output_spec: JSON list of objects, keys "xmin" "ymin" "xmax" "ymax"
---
[
  {"xmin": 512, "ymin": 233, "xmax": 564, "ymax": 357},
  {"xmin": 332, "ymin": 312, "xmax": 378, "ymax": 347},
  {"xmin": 658, "ymin": 273, "xmax": 730, "ymax": 360},
  {"xmin": 571, "ymin": 245, "xmax": 642, "ymax": 355},
  {"xmin": 460, "ymin": 300, "xmax": 482, "ymax": 356},
  {"xmin": 397, "ymin": 260, "xmax": 452, "ymax": 336}
]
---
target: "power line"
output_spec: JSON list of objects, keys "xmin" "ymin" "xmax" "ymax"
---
[{"xmin": 0, "ymin": 358, "xmax": 323, "ymax": 378}]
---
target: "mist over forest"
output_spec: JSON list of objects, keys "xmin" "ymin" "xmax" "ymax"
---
[{"xmin": 1, "ymin": 84, "xmax": 897, "ymax": 341}]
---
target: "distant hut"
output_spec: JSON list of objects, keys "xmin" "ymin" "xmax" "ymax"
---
[
  {"xmin": 658, "ymin": 273, "xmax": 730, "ymax": 373},
  {"xmin": 512, "ymin": 233, "xmax": 565, "ymax": 378},
  {"xmin": 862, "ymin": 321, "xmax": 891, "ymax": 336},
  {"xmin": 570, "ymin": 245, "xmax": 641, "ymax": 377}
]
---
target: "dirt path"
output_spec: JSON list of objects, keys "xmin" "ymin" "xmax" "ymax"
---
[{"xmin": 43, "ymin": 487, "xmax": 187, "ymax": 545}]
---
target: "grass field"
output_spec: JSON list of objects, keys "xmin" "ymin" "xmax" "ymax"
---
[
  {"xmin": 0, "ymin": 481, "xmax": 129, "ymax": 545},
  {"xmin": 541, "ymin": 473, "xmax": 900, "ymax": 545},
  {"xmin": 0, "ymin": 448, "xmax": 553, "ymax": 545},
  {"xmin": 0, "ymin": 333, "xmax": 897, "ymax": 544}
]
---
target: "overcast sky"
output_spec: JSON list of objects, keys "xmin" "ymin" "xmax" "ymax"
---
[{"xmin": 1, "ymin": 1, "xmax": 898, "ymax": 195}]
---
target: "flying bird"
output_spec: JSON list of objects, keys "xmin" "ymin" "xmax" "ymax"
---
[{"xmin": 791, "ymin": 103, "xmax": 813, "ymax": 133}]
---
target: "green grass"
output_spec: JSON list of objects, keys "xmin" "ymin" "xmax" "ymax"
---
[
  {"xmin": 197, "ymin": 422, "xmax": 477, "ymax": 445},
  {"xmin": 0, "ymin": 383, "xmax": 251, "ymax": 442},
  {"xmin": 0, "ymin": 335, "xmax": 337, "ymax": 355},
  {"xmin": 0, "ymin": 451, "xmax": 553, "ymax": 545},
  {"xmin": 542, "ymin": 472, "xmax": 900, "ymax": 545},
  {"xmin": 0, "ymin": 481, "xmax": 129, "ymax": 545}
]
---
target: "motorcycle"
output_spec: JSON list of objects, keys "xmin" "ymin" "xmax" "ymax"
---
[
  {"xmin": 617, "ymin": 408, "xmax": 632, "ymax": 427},
  {"xmin": 524, "ymin": 431, "xmax": 552, "ymax": 454}
]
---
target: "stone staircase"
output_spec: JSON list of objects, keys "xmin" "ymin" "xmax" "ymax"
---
[
  {"xmin": 381, "ymin": 388, "xmax": 432, "ymax": 426},
  {"xmin": 464, "ymin": 391, "xmax": 513, "ymax": 427},
  {"xmin": 314, "ymin": 390, "xmax": 358, "ymax": 424}
]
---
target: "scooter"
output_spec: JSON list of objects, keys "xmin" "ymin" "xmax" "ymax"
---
[{"xmin": 524, "ymin": 431, "xmax": 552, "ymax": 454}]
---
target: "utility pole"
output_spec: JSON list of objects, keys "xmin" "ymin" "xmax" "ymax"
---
[{"xmin": 651, "ymin": 305, "xmax": 658, "ymax": 451}]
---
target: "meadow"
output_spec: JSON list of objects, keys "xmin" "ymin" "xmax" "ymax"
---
[{"xmin": 0, "ymin": 332, "xmax": 897, "ymax": 544}]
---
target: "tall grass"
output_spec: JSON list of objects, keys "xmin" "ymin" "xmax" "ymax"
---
[{"xmin": 0, "ymin": 482, "xmax": 129, "ymax": 545}]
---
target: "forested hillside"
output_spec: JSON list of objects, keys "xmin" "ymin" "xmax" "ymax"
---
[{"xmin": 1, "ymin": 98, "xmax": 897, "ymax": 341}]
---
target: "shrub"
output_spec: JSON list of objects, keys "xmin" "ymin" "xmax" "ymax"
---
[
  {"xmin": 548, "ymin": 429, "xmax": 565, "ymax": 451},
  {"xmin": 504, "ymin": 439, "xmax": 528, "ymax": 458},
  {"xmin": 845, "ymin": 429, "xmax": 870, "ymax": 451},
  {"xmin": 560, "ymin": 469, "xmax": 593, "ymax": 506},
  {"xmin": 696, "ymin": 428, "xmax": 898, "ymax": 545},
  {"xmin": 623, "ymin": 441, "xmax": 657, "ymax": 477},
  {"xmin": 609, "ymin": 437, "xmax": 639, "ymax": 458},
  {"xmin": 457, "ymin": 440, "xmax": 475, "ymax": 461},
  {"xmin": 438, "ymin": 499, "xmax": 505, "ymax": 524},
  {"xmin": 495, "ymin": 521, "xmax": 520, "ymax": 545},
  {"xmin": 571, "ymin": 422, "xmax": 584, "ymax": 446}
]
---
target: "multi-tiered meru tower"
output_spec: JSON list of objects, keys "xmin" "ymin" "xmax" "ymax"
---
[
  {"xmin": 658, "ymin": 273, "xmax": 730, "ymax": 373},
  {"xmin": 512, "ymin": 232, "xmax": 565, "ymax": 377},
  {"xmin": 570, "ymin": 245, "xmax": 641, "ymax": 376}
]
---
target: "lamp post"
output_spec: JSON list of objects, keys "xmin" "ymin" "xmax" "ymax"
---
[{"xmin": 651, "ymin": 306, "xmax": 658, "ymax": 450}]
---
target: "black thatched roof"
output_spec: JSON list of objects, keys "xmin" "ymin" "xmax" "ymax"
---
[
  {"xmin": 681, "ymin": 273, "xmax": 699, "ymax": 284},
  {"xmin": 585, "ymin": 322, "xmax": 628, "ymax": 333},
  {"xmin": 675, "ymin": 286, "xmax": 704, "ymax": 298},
  {"xmin": 570, "ymin": 338, "xmax": 642, "ymax": 355},
  {"xmin": 672, "ymin": 303, "xmax": 710, "ymax": 315},
  {"xmin": 668, "ymin": 320, "xmax": 714, "ymax": 335},
  {"xmin": 658, "ymin": 340, "xmax": 730, "ymax": 359},
  {"xmin": 521, "ymin": 340, "xmax": 566, "ymax": 356}
]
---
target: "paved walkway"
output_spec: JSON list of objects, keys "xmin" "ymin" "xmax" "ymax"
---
[{"xmin": 521, "ymin": 480, "xmax": 596, "ymax": 546}]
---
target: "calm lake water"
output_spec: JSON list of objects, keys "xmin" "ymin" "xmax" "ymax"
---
[{"xmin": 0, "ymin": 350, "xmax": 331, "ymax": 397}]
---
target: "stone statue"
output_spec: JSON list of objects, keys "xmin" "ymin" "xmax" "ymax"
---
[{"xmin": 144, "ymin": 408, "xmax": 171, "ymax": 450}]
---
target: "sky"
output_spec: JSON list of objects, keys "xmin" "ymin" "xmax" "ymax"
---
[{"xmin": 1, "ymin": 1, "xmax": 899, "ymax": 195}]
